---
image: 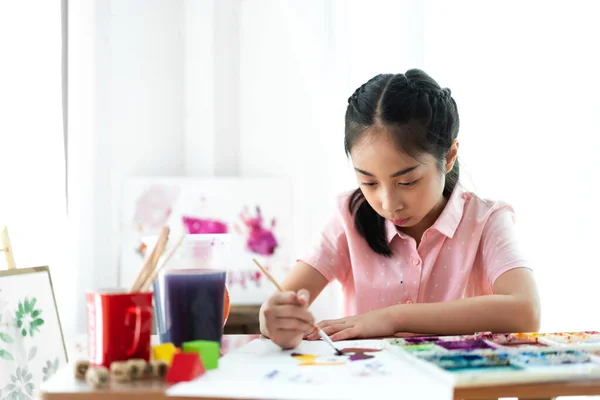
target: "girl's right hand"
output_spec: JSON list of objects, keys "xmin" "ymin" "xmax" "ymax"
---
[{"xmin": 259, "ymin": 289, "xmax": 315, "ymax": 349}]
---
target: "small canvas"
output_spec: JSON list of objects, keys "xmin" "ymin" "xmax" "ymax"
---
[
  {"xmin": 0, "ymin": 266, "xmax": 67, "ymax": 400},
  {"xmin": 119, "ymin": 177, "xmax": 293, "ymax": 305}
]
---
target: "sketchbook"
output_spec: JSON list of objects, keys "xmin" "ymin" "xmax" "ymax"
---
[{"xmin": 166, "ymin": 338, "xmax": 453, "ymax": 400}]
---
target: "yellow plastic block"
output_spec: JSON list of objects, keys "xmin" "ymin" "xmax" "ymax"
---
[{"xmin": 152, "ymin": 343, "xmax": 177, "ymax": 365}]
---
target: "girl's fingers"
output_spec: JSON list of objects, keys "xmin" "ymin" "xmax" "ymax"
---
[
  {"xmin": 316, "ymin": 318, "xmax": 346, "ymax": 330},
  {"xmin": 330, "ymin": 327, "xmax": 357, "ymax": 342},
  {"xmin": 275, "ymin": 317, "xmax": 314, "ymax": 332},
  {"xmin": 296, "ymin": 289, "xmax": 310, "ymax": 305},
  {"xmin": 320, "ymin": 324, "xmax": 347, "ymax": 337},
  {"xmin": 271, "ymin": 291, "xmax": 300, "ymax": 305},
  {"xmin": 273, "ymin": 305, "xmax": 314, "ymax": 325}
]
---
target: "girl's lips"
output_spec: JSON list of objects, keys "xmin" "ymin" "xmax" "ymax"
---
[{"xmin": 391, "ymin": 218, "xmax": 410, "ymax": 226}]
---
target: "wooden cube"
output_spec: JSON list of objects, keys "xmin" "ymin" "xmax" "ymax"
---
[
  {"xmin": 109, "ymin": 361, "xmax": 131, "ymax": 383},
  {"xmin": 126, "ymin": 359, "xmax": 147, "ymax": 380},
  {"xmin": 74, "ymin": 360, "xmax": 90, "ymax": 381},
  {"xmin": 85, "ymin": 367, "xmax": 109, "ymax": 389}
]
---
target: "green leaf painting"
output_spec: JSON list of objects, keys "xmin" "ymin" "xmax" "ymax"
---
[
  {"xmin": 0, "ymin": 328, "xmax": 15, "ymax": 361},
  {"xmin": 0, "ymin": 289, "xmax": 14, "ymax": 364},
  {"xmin": 1, "ymin": 276, "xmax": 66, "ymax": 400},
  {"xmin": 15, "ymin": 297, "xmax": 44, "ymax": 338},
  {"xmin": 42, "ymin": 358, "xmax": 60, "ymax": 382},
  {"xmin": 27, "ymin": 347, "xmax": 37, "ymax": 362},
  {"xmin": 0, "ymin": 349, "xmax": 13, "ymax": 361},
  {"xmin": 2, "ymin": 366, "xmax": 34, "ymax": 400},
  {"xmin": 0, "ymin": 333, "xmax": 12, "ymax": 344}
]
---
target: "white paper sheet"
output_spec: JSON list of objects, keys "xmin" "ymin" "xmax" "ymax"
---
[{"xmin": 166, "ymin": 338, "xmax": 452, "ymax": 400}]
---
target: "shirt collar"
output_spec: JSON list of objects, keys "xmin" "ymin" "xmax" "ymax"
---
[{"xmin": 385, "ymin": 183, "xmax": 469, "ymax": 243}]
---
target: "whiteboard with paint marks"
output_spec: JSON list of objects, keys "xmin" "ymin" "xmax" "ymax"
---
[
  {"xmin": 119, "ymin": 177, "xmax": 293, "ymax": 305},
  {"xmin": 166, "ymin": 338, "xmax": 453, "ymax": 400}
]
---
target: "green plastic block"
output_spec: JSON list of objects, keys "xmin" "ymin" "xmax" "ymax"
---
[{"xmin": 182, "ymin": 340, "xmax": 220, "ymax": 370}]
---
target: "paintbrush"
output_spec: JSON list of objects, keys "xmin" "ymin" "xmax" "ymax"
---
[
  {"xmin": 130, "ymin": 227, "xmax": 170, "ymax": 292},
  {"xmin": 139, "ymin": 235, "xmax": 186, "ymax": 292},
  {"xmin": 252, "ymin": 258, "xmax": 344, "ymax": 356}
]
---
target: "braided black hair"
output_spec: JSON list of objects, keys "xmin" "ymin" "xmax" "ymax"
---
[{"xmin": 345, "ymin": 69, "xmax": 460, "ymax": 257}]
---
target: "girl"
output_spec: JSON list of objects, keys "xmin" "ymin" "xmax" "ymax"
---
[{"xmin": 259, "ymin": 69, "xmax": 541, "ymax": 349}]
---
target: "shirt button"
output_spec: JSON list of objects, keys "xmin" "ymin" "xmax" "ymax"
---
[
  {"xmin": 425, "ymin": 231, "xmax": 432, "ymax": 238},
  {"xmin": 405, "ymin": 300, "xmax": 413, "ymax": 304},
  {"xmin": 412, "ymin": 258, "xmax": 421, "ymax": 266}
]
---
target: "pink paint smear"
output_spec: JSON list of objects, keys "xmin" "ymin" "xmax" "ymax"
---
[
  {"xmin": 182, "ymin": 216, "xmax": 228, "ymax": 234},
  {"xmin": 237, "ymin": 206, "xmax": 278, "ymax": 256}
]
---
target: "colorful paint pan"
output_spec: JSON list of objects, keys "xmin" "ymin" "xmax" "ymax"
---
[
  {"xmin": 435, "ymin": 339, "xmax": 496, "ymax": 351},
  {"xmin": 403, "ymin": 337, "xmax": 442, "ymax": 344},
  {"xmin": 540, "ymin": 331, "xmax": 600, "ymax": 345},
  {"xmin": 510, "ymin": 350, "xmax": 592, "ymax": 367},
  {"xmin": 402, "ymin": 342, "xmax": 442, "ymax": 352},
  {"xmin": 421, "ymin": 353, "xmax": 512, "ymax": 371}
]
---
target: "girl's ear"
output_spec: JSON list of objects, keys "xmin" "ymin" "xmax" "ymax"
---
[{"xmin": 445, "ymin": 140, "xmax": 459, "ymax": 173}]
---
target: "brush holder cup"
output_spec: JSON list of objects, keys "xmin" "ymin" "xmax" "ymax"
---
[{"xmin": 142, "ymin": 234, "xmax": 231, "ymax": 346}]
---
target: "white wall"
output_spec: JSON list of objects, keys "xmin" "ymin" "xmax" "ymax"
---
[
  {"xmin": 67, "ymin": 0, "xmax": 246, "ymax": 333},
  {"xmin": 67, "ymin": 0, "xmax": 430, "ymax": 330},
  {"xmin": 68, "ymin": 0, "xmax": 187, "ymax": 333},
  {"xmin": 239, "ymin": 0, "xmax": 346, "ymax": 320},
  {"xmin": 239, "ymin": 0, "xmax": 426, "ymax": 319},
  {"xmin": 423, "ymin": 0, "xmax": 600, "ymax": 331}
]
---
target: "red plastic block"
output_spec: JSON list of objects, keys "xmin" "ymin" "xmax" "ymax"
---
[{"xmin": 165, "ymin": 353, "xmax": 206, "ymax": 383}]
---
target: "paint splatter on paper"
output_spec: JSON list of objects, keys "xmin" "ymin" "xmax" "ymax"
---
[
  {"xmin": 236, "ymin": 206, "xmax": 278, "ymax": 256},
  {"xmin": 341, "ymin": 348, "xmax": 381, "ymax": 354},
  {"xmin": 265, "ymin": 369, "xmax": 279, "ymax": 379},
  {"xmin": 299, "ymin": 361, "xmax": 346, "ymax": 366},
  {"xmin": 349, "ymin": 353, "xmax": 374, "ymax": 361},
  {"xmin": 227, "ymin": 270, "xmax": 263, "ymax": 289},
  {"xmin": 291, "ymin": 353, "xmax": 345, "ymax": 366},
  {"xmin": 291, "ymin": 353, "xmax": 318, "ymax": 362},
  {"xmin": 355, "ymin": 361, "xmax": 389, "ymax": 377},
  {"xmin": 338, "ymin": 347, "xmax": 382, "ymax": 362},
  {"xmin": 182, "ymin": 216, "xmax": 229, "ymax": 234},
  {"xmin": 133, "ymin": 185, "xmax": 179, "ymax": 231}
]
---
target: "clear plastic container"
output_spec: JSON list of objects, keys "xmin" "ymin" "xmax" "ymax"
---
[
  {"xmin": 142, "ymin": 234, "xmax": 232, "ymax": 271},
  {"xmin": 142, "ymin": 234, "xmax": 231, "ymax": 332}
]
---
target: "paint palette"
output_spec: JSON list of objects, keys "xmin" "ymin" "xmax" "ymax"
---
[
  {"xmin": 390, "ymin": 332, "xmax": 551, "ymax": 354},
  {"xmin": 474, "ymin": 332, "xmax": 550, "ymax": 350},
  {"xmin": 388, "ymin": 336, "xmax": 500, "ymax": 355},
  {"xmin": 536, "ymin": 331, "xmax": 600, "ymax": 349},
  {"xmin": 384, "ymin": 332, "xmax": 600, "ymax": 387}
]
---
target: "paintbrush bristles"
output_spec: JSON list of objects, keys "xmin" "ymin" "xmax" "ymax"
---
[
  {"xmin": 130, "ymin": 227, "xmax": 169, "ymax": 292},
  {"xmin": 139, "ymin": 235, "xmax": 185, "ymax": 292},
  {"xmin": 130, "ymin": 245, "xmax": 158, "ymax": 292}
]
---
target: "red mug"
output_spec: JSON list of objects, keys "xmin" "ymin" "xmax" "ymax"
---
[{"xmin": 86, "ymin": 290, "xmax": 153, "ymax": 368}]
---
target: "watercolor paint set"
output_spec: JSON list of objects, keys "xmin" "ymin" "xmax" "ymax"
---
[{"xmin": 384, "ymin": 332, "xmax": 600, "ymax": 387}]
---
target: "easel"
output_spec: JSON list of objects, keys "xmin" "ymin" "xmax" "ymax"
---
[{"xmin": 0, "ymin": 226, "xmax": 16, "ymax": 270}]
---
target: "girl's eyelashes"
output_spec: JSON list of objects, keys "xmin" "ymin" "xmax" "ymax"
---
[
  {"xmin": 398, "ymin": 180, "xmax": 418, "ymax": 187},
  {"xmin": 361, "ymin": 179, "xmax": 418, "ymax": 188}
]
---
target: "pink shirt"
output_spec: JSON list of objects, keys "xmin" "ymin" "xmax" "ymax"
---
[{"xmin": 299, "ymin": 184, "xmax": 529, "ymax": 317}]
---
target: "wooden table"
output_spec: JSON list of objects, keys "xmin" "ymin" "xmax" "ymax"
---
[{"xmin": 40, "ymin": 334, "xmax": 600, "ymax": 400}]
